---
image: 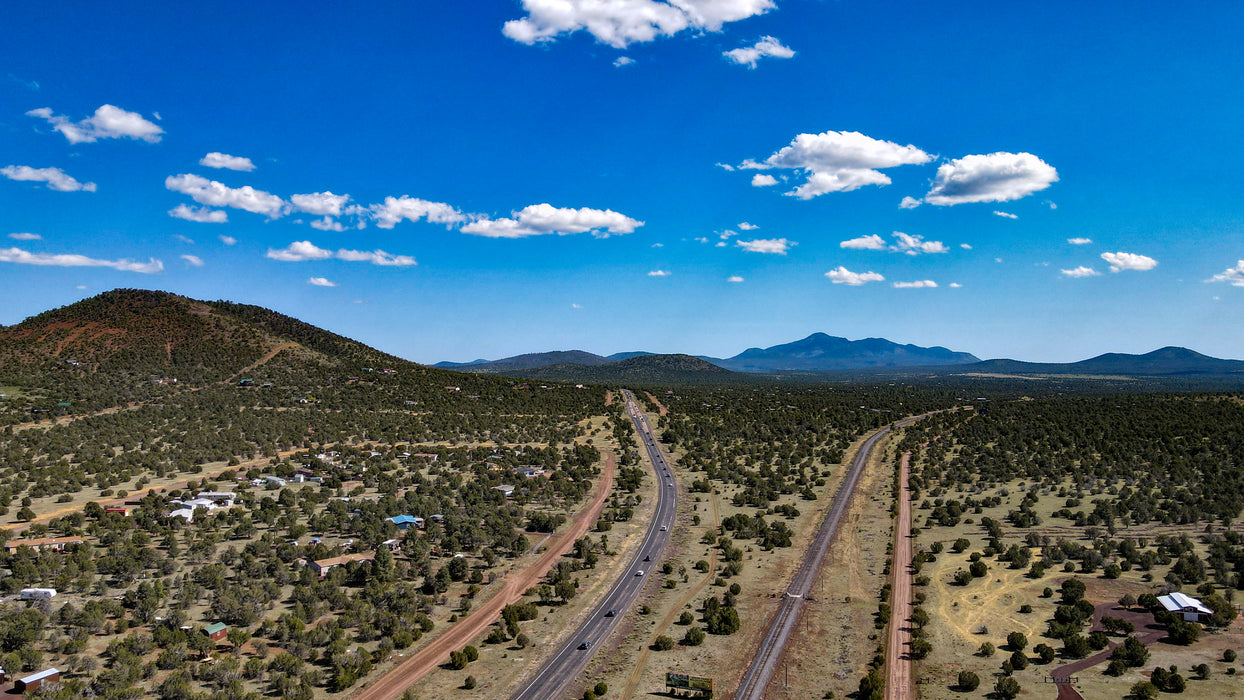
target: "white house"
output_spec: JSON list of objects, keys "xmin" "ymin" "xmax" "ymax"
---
[{"xmin": 1157, "ymin": 591, "xmax": 1213, "ymax": 622}]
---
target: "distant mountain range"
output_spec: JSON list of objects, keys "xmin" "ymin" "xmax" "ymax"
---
[
  {"xmin": 436, "ymin": 333, "xmax": 980, "ymax": 375},
  {"xmin": 435, "ymin": 333, "xmax": 1244, "ymax": 381}
]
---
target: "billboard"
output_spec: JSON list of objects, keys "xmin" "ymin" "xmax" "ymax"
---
[{"xmin": 666, "ymin": 672, "xmax": 713, "ymax": 691}]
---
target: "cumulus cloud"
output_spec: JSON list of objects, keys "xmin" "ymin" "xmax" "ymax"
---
[
  {"xmin": 751, "ymin": 173, "xmax": 778, "ymax": 187},
  {"xmin": 219, "ymin": 235, "xmax": 237, "ymax": 246},
  {"xmin": 741, "ymin": 130, "xmax": 931, "ymax": 200},
  {"xmin": 890, "ymin": 231, "xmax": 947, "ymax": 255},
  {"xmin": 572, "ymin": 303, "xmax": 583, "ymax": 308},
  {"xmin": 27, "ymin": 104, "xmax": 163, "ymax": 144},
  {"xmin": 648, "ymin": 269, "xmax": 671, "ymax": 277},
  {"xmin": 893, "ymin": 280, "xmax": 937, "ymax": 288},
  {"xmin": 180, "ymin": 254, "xmax": 204, "ymax": 267},
  {"xmin": 993, "ymin": 210, "xmax": 1018, "ymax": 219},
  {"xmin": 723, "ymin": 36, "xmax": 795, "ymax": 68},
  {"xmin": 266, "ymin": 241, "xmax": 415, "ymax": 267},
  {"xmin": 737, "ymin": 238, "xmax": 793, "ymax": 254},
  {"xmin": 1207, "ymin": 261, "xmax": 1244, "ymax": 287},
  {"xmin": 310, "ymin": 216, "xmax": 345, "ymax": 232},
  {"xmin": 651, "ymin": 243, "xmax": 664, "ymax": 248},
  {"xmin": 1101, "ymin": 251, "xmax": 1157, "ymax": 272},
  {"xmin": 840, "ymin": 234, "xmax": 886, "ymax": 251},
  {"xmin": 899, "ymin": 196, "xmax": 921, "ymax": 209},
  {"xmin": 168, "ymin": 203, "xmax": 227, "ymax": 223},
  {"xmin": 1067, "ymin": 237, "xmax": 1092, "ymax": 245},
  {"xmin": 461, "ymin": 203, "xmax": 642, "ymax": 238},
  {"xmin": 1061, "ymin": 266, "xmax": 1101, "ymax": 278},
  {"xmin": 960, "ymin": 243, "xmax": 973, "ymax": 250},
  {"xmin": 8, "ymin": 232, "xmax": 42, "ymax": 241},
  {"xmin": 737, "ymin": 222, "xmax": 758, "ymax": 230},
  {"xmin": 728, "ymin": 275, "xmax": 744, "ymax": 283},
  {"xmin": 307, "ymin": 277, "xmax": 338, "ymax": 287},
  {"xmin": 173, "ymin": 234, "xmax": 195, "ymax": 245},
  {"xmin": 200, "ymin": 152, "xmax": 255, "ymax": 172},
  {"xmin": 166, "ymin": 174, "xmax": 286, "ymax": 217},
  {"xmin": 614, "ymin": 56, "xmax": 635, "ymax": 67},
  {"xmin": 368, "ymin": 195, "xmax": 465, "ymax": 229},
  {"xmin": 292, "ymin": 191, "xmax": 351, "ymax": 216},
  {"xmin": 949, "ymin": 282, "xmax": 963, "ymax": 288},
  {"xmin": 924, "ymin": 152, "xmax": 1058, "ymax": 206},
  {"xmin": 0, "ymin": 246, "xmax": 163, "ymax": 273},
  {"xmin": 825, "ymin": 266, "xmax": 884, "ymax": 286},
  {"xmin": 2, "ymin": 165, "xmax": 96, "ymax": 192},
  {"xmin": 503, "ymin": 0, "xmax": 775, "ymax": 48}
]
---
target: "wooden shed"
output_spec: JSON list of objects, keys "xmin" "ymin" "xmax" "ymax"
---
[
  {"xmin": 203, "ymin": 622, "xmax": 228, "ymax": 642},
  {"xmin": 15, "ymin": 668, "xmax": 60, "ymax": 692}
]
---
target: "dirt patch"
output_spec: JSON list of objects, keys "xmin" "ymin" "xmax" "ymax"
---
[
  {"xmin": 644, "ymin": 392, "xmax": 668, "ymax": 416},
  {"xmin": 885, "ymin": 451, "xmax": 913, "ymax": 700},
  {"xmin": 605, "ymin": 390, "xmax": 613, "ymax": 407}
]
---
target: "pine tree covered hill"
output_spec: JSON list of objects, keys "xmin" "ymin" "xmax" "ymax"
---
[{"xmin": 0, "ymin": 288, "xmax": 607, "ymax": 423}]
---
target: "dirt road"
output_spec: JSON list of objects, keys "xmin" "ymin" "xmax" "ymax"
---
[
  {"xmin": 884, "ymin": 452, "xmax": 913, "ymax": 700},
  {"xmin": 350, "ymin": 451, "xmax": 616, "ymax": 700},
  {"xmin": 643, "ymin": 392, "xmax": 668, "ymax": 416}
]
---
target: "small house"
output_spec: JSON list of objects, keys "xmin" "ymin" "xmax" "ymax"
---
[
  {"xmin": 15, "ymin": 668, "xmax": 60, "ymax": 693},
  {"xmin": 20, "ymin": 588, "xmax": 57, "ymax": 601},
  {"xmin": 203, "ymin": 623, "xmax": 228, "ymax": 642},
  {"xmin": 5, "ymin": 537, "xmax": 84, "ymax": 555},
  {"xmin": 381, "ymin": 539, "xmax": 401, "ymax": 552},
  {"xmin": 104, "ymin": 507, "xmax": 131, "ymax": 517},
  {"xmin": 1158, "ymin": 592, "xmax": 1213, "ymax": 622},
  {"xmin": 196, "ymin": 492, "xmax": 237, "ymax": 506},
  {"xmin": 494, "ymin": 484, "xmax": 515, "ymax": 498},
  {"xmin": 307, "ymin": 552, "xmax": 375, "ymax": 579},
  {"xmin": 388, "ymin": 515, "xmax": 421, "ymax": 531}
]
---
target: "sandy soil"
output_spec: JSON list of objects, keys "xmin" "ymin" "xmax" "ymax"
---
[
  {"xmin": 643, "ymin": 392, "xmax": 668, "ymax": 416},
  {"xmin": 885, "ymin": 451, "xmax": 913, "ymax": 700}
]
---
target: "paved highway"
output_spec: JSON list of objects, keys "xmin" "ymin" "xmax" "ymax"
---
[
  {"xmin": 733, "ymin": 413, "xmax": 930, "ymax": 700},
  {"xmin": 511, "ymin": 389, "xmax": 678, "ymax": 700}
]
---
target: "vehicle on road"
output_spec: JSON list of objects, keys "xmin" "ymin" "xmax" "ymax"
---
[
  {"xmin": 644, "ymin": 555, "xmax": 650, "ymax": 561},
  {"xmin": 605, "ymin": 609, "xmax": 617, "ymax": 617},
  {"xmin": 660, "ymin": 525, "xmax": 667, "ymax": 531},
  {"xmin": 578, "ymin": 640, "xmax": 592, "ymax": 650},
  {"xmin": 635, "ymin": 570, "xmax": 645, "ymax": 576}
]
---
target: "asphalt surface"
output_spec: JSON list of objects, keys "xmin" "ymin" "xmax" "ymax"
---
[
  {"xmin": 511, "ymin": 389, "xmax": 678, "ymax": 700},
  {"xmin": 733, "ymin": 414, "xmax": 930, "ymax": 700}
]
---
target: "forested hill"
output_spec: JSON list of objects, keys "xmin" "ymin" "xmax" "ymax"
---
[
  {"xmin": 965, "ymin": 346, "xmax": 1244, "ymax": 376},
  {"xmin": 435, "ymin": 350, "xmax": 613, "ymax": 372},
  {"xmin": 508, "ymin": 353, "xmax": 742, "ymax": 385},
  {"xmin": 0, "ymin": 288, "xmax": 608, "ymax": 421}
]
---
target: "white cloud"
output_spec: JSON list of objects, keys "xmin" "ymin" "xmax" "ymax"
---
[
  {"xmin": 651, "ymin": 243, "xmax": 664, "ymax": 248},
  {"xmin": 0, "ymin": 246, "xmax": 163, "ymax": 273},
  {"xmin": 27, "ymin": 104, "xmax": 163, "ymax": 144},
  {"xmin": 1060, "ymin": 266, "xmax": 1101, "ymax": 278},
  {"xmin": 840, "ymin": 234, "xmax": 886, "ymax": 251},
  {"xmin": 727, "ymin": 275, "xmax": 744, "ymax": 283},
  {"xmin": 960, "ymin": 243, "xmax": 972, "ymax": 250},
  {"xmin": 503, "ymin": 0, "xmax": 775, "ymax": 48},
  {"xmin": 2, "ymin": 165, "xmax": 96, "ymax": 192},
  {"xmin": 180, "ymin": 254, "xmax": 204, "ymax": 267},
  {"xmin": 266, "ymin": 241, "xmax": 333, "ymax": 262},
  {"xmin": 648, "ymin": 269, "xmax": 671, "ymax": 277},
  {"xmin": 741, "ymin": 130, "xmax": 931, "ymax": 200},
  {"xmin": 168, "ymin": 203, "xmax": 227, "ymax": 223},
  {"xmin": 8, "ymin": 232, "xmax": 42, "ymax": 241},
  {"xmin": 737, "ymin": 222, "xmax": 757, "ymax": 230},
  {"xmin": 173, "ymin": 234, "xmax": 195, "ymax": 245},
  {"xmin": 751, "ymin": 173, "xmax": 778, "ymax": 187},
  {"xmin": 893, "ymin": 280, "xmax": 937, "ymax": 288},
  {"xmin": 292, "ymin": 191, "xmax": 351, "ymax": 216},
  {"xmin": 307, "ymin": 277, "xmax": 338, "ymax": 287},
  {"xmin": 718, "ymin": 230, "xmax": 737, "ymax": 240},
  {"xmin": 368, "ymin": 195, "xmax": 465, "ymax": 229},
  {"xmin": 266, "ymin": 241, "xmax": 415, "ymax": 267},
  {"xmin": 461, "ymin": 203, "xmax": 642, "ymax": 238},
  {"xmin": 723, "ymin": 36, "xmax": 795, "ymax": 68},
  {"xmin": 924, "ymin": 152, "xmax": 1058, "ymax": 206},
  {"xmin": 1101, "ymin": 251, "xmax": 1157, "ymax": 272},
  {"xmin": 695, "ymin": 236, "xmax": 709, "ymax": 244},
  {"xmin": 310, "ymin": 216, "xmax": 345, "ymax": 232},
  {"xmin": 1067, "ymin": 237, "xmax": 1092, "ymax": 245},
  {"xmin": 200, "ymin": 152, "xmax": 255, "ymax": 172},
  {"xmin": 572, "ymin": 303, "xmax": 583, "ymax": 308},
  {"xmin": 890, "ymin": 231, "xmax": 947, "ymax": 255},
  {"xmin": 335, "ymin": 249, "xmax": 417, "ymax": 266},
  {"xmin": 219, "ymin": 235, "xmax": 237, "ymax": 246},
  {"xmin": 737, "ymin": 238, "xmax": 793, "ymax": 255},
  {"xmin": 993, "ymin": 210, "xmax": 1018, "ymax": 219},
  {"xmin": 1206, "ymin": 260, "xmax": 1244, "ymax": 287},
  {"xmin": 1046, "ymin": 200, "xmax": 1058, "ymax": 210},
  {"xmin": 825, "ymin": 266, "xmax": 884, "ymax": 286},
  {"xmin": 75, "ymin": 285, "xmax": 87, "ymax": 290},
  {"xmin": 614, "ymin": 56, "xmax": 635, "ymax": 67},
  {"xmin": 715, "ymin": 162, "xmax": 736, "ymax": 171},
  {"xmin": 949, "ymin": 282, "xmax": 963, "ymax": 288},
  {"xmin": 899, "ymin": 196, "xmax": 921, "ymax": 209},
  {"xmin": 166, "ymin": 174, "xmax": 286, "ymax": 217}
]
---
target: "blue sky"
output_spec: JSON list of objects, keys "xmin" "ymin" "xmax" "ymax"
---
[{"xmin": 2, "ymin": 1, "xmax": 1242, "ymax": 363}]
